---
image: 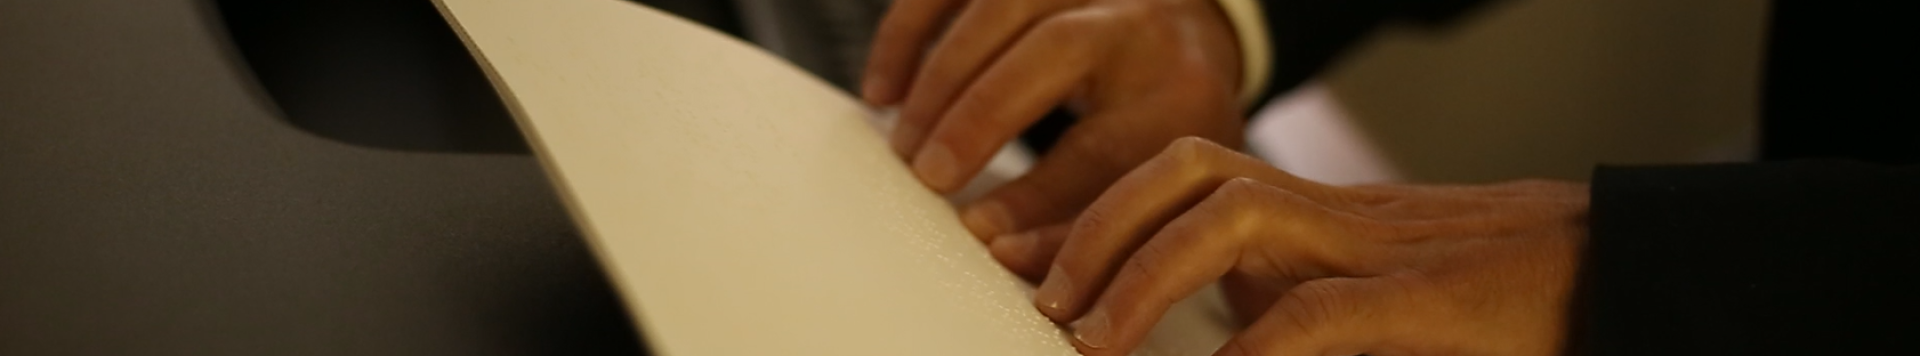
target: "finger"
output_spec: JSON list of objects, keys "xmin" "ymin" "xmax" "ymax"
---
[
  {"xmin": 862, "ymin": 0, "xmax": 966, "ymax": 106},
  {"xmin": 1065, "ymin": 178, "xmax": 1353, "ymax": 355},
  {"xmin": 955, "ymin": 111, "xmax": 1147, "ymax": 240},
  {"xmin": 890, "ymin": 0, "xmax": 1079, "ymax": 159},
  {"xmin": 1214, "ymin": 277, "xmax": 1410, "ymax": 356},
  {"xmin": 908, "ymin": 7, "xmax": 1118, "ymax": 192},
  {"xmin": 989, "ymin": 222, "xmax": 1072, "ymax": 282},
  {"xmin": 1030, "ymin": 137, "xmax": 1345, "ymax": 319},
  {"xmin": 955, "ymin": 52, "xmax": 1245, "ymax": 239}
]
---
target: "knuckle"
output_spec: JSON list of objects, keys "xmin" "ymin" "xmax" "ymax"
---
[
  {"xmin": 1206, "ymin": 178, "xmax": 1264, "ymax": 212},
  {"xmin": 1215, "ymin": 178, "xmax": 1299, "ymax": 216},
  {"xmin": 1160, "ymin": 136, "xmax": 1217, "ymax": 167},
  {"xmin": 1217, "ymin": 177, "xmax": 1267, "ymax": 196},
  {"xmin": 1185, "ymin": 136, "xmax": 1233, "ymax": 154},
  {"xmin": 1166, "ymin": 135, "xmax": 1208, "ymax": 152},
  {"xmin": 1190, "ymin": 186, "xmax": 1266, "ymax": 239}
]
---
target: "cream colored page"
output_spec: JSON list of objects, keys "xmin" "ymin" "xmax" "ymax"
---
[{"xmin": 433, "ymin": 0, "xmax": 1233, "ymax": 355}]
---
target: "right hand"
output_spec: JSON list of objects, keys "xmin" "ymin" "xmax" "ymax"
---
[
  {"xmin": 997, "ymin": 137, "xmax": 1590, "ymax": 356},
  {"xmin": 862, "ymin": 0, "xmax": 1251, "ymax": 258}
]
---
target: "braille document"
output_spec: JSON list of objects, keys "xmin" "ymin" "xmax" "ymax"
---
[{"xmin": 432, "ymin": 0, "xmax": 1235, "ymax": 354}]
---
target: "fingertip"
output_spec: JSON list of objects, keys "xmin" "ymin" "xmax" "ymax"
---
[
  {"xmin": 1033, "ymin": 265, "xmax": 1075, "ymax": 319},
  {"xmin": 962, "ymin": 200, "xmax": 1013, "ymax": 240},
  {"xmin": 911, "ymin": 142, "xmax": 963, "ymax": 192},
  {"xmin": 1069, "ymin": 307, "xmax": 1112, "ymax": 349},
  {"xmin": 888, "ymin": 121, "xmax": 920, "ymax": 159}
]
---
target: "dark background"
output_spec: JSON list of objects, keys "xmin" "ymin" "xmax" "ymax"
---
[{"xmin": 0, "ymin": 1, "xmax": 888, "ymax": 355}]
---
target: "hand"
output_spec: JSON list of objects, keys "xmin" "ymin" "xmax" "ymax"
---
[
  {"xmin": 863, "ymin": 0, "xmax": 1248, "ymax": 244},
  {"xmin": 995, "ymin": 137, "xmax": 1589, "ymax": 356}
]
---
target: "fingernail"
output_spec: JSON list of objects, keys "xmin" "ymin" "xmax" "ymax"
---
[
  {"xmin": 962, "ymin": 201, "xmax": 1012, "ymax": 240},
  {"xmin": 1034, "ymin": 265, "xmax": 1072, "ymax": 314},
  {"xmin": 1071, "ymin": 307, "xmax": 1110, "ymax": 349},
  {"xmin": 912, "ymin": 142, "xmax": 959, "ymax": 190}
]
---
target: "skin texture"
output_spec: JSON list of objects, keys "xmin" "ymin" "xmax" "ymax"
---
[
  {"xmin": 993, "ymin": 137, "xmax": 1589, "ymax": 356},
  {"xmin": 862, "ymin": 0, "xmax": 1248, "ymax": 245}
]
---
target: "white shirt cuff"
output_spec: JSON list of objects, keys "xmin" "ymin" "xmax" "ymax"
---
[{"xmin": 1215, "ymin": 0, "xmax": 1273, "ymax": 107}]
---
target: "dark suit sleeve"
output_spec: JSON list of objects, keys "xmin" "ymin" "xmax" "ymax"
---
[
  {"xmin": 1024, "ymin": 0, "xmax": 1494, "ymax": 151},
  {"xmin": 1570, "ymin": 161, "xmax": 1920, "ymax": 355},
  {"xmin": 1252, "ymin": 0, "xmax": 1491, "ymax": 104}
]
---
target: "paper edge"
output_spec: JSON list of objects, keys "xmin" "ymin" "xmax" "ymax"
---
[{"xmin": 427, "ymin": 0, "xmax": 664, "ymax": 353}]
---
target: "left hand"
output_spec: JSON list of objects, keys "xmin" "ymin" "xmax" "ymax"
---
[
  {"xmin": 862, "ymin": 0, "xmax": 1248, "ymax": 244},
  {"xmin": 992, "ymin": 137, "xmax": 1590, "ymax": 356}
]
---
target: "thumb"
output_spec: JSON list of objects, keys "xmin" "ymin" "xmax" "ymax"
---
[{"xmin": 1216, "ymin": 277, "xmax": 1407, "ymax": 356}]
